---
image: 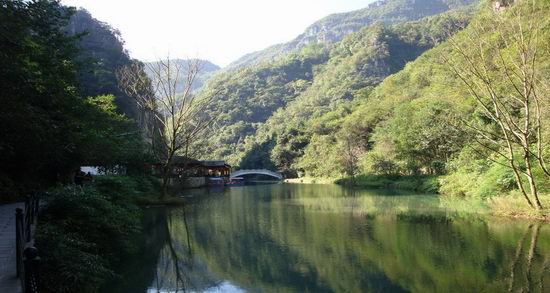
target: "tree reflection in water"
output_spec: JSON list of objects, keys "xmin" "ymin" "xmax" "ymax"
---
[
  {"xmin": 114, "ymin": 185, "xmax": 550, "ymax": 293},
  {"xmin": 508, "ymin": 223, "xmax": 548, "ymax": 293}
]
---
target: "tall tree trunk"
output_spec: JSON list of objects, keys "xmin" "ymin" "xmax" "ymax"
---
[
  {"xmin": 161, "ymin": 149, "xmax": 176, "ymax": 198},
  {"xmin": 526, "ymin": 224, "xmax": 541, "ymax": 292},
  {"xmin": 524, "ymin": 153, "xmax": 543, "ymax": 210},
  {"xmin": 508, "ymin": 224, "xmax": 531, "ymax": 293},
  {"xmin": 161, "ymin": 165, "xmax": 169, "ymax": 199}
]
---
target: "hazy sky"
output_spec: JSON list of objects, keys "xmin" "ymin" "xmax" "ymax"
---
[{"xmin": 61, "ymin": 0, "xmax": 373, "ymax": 66}]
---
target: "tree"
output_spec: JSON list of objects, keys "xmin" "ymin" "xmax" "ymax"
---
[
  {"xmin": 117, "ymin": 58, "xmax": 214, "ymax": 197},
  {"xmin": 338, "ymin": 132, "xmax": 363, "ymax": 184},
  {"xmin": 388, "ymin": 99, "xmax": 464, "ymax": 175},
  {"xmin": 0, "ymin": 0, "xmax": 80, "ymax": 195},
  {"xmin": 446, "ymin": 1, "xmax": 549, "ymax": 209}
]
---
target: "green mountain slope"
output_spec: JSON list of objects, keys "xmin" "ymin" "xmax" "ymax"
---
[
  {"xmin": 198, "ymin": 47, "xmax": 329, "ymax": 164},
  {"xmin": 294, "ymin": 0, "xmax": 550, "ymax": 199},
  {"xmin": 67, "ymin": 9, "xmax": 138, "ymax": 118},
  {"xmin": 228, "ymin": 0, "xmax": 477, "ymax": 70},
  {"xmin": 254, "ymin": 10, "xmax": 472, "ymax": 174},
  {"xmin": 198, "ymin": 8, "xmax": 473, "ymax": 169}
]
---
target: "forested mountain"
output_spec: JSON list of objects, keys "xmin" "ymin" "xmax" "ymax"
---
[
  {"xmin": 325, "ymin": 0, "xmax": 550, "ymax": 198},
  {"xmin": 197, "ymin": 46, "xmax": 330, "ymax": 164},
  {"xmin": 228, "ymin": 0, "xmax": 477, "ymax": 70},
  {"xmin": 197, "ymin": 4, "xmax": 474, "ymax": 169},
  {"xmin": 144, "ymin": 59, "xmax": 220, "ymax": 94},
  {"xmin": 66, "ymin": 9, "xmax": 138, "ymax": 118},
  {"xmin": 249, "ymin": 10, "xmax": 471, "ymax": 175},
  {"xmin": 199, "ymin": 0, "xmax": 550, "ymax": 206},
  {"xmin": 251, "ymin": 0, "xmax": 549, "ymax": 201}
]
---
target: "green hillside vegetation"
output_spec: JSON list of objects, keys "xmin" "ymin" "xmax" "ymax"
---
[
  {"xmin": 256, "ymin": 11, "xmax": 472, "ymax": 176},
  {"xmin": 197, "ymin": 9, "xmax": 472, "ymax": 172},
  {"xmin": 199, "ymin": 0, "xmax": 550, "ymax": 213},
  {"xmin": 196, "ymin": 46, "xmax": 330, "ymax": 164},
  {"xmin": 67, "ymin": 9, "xmax": 139, "ymax": 118},
  {"xmin": 291, "ymin": 0, "xmax": 550, "ymax": 211}
]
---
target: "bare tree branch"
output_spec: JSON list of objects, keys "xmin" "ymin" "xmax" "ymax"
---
[{"xmin": 117, "ymin": 58, "xmax": 217, "ymax": 197}]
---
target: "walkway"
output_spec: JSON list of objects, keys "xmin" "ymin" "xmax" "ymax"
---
[{"xmin": 0, "ymin": 203, "xmax": 23, "ymax": 293}]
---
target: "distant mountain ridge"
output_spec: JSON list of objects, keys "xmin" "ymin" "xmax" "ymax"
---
[
  {"xmin": 144, "ymin": 59, "xmax": 220, "ymax": 94},
  {"xmin": 227, "ymin": 0, "xmax": 477, "ymax": 70}
]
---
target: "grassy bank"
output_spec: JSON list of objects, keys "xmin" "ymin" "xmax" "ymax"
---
[
  {"xmin": 488, "ymin": 192, "xmax": 550, "ymax": 221},
  {"xmin": 36, "ymin": 176, "xmax": 162, "ymax": 293},
  {"xmin": 299, "ymin": 174, "xmax": 550, "ymax": 221},
  {"xmin": 335, "ymin": 174, "xmax": 440, "ymax": 194},
  {"xmin": 285, "ymin": 177, "xmax": 336, "ymax": 184}
]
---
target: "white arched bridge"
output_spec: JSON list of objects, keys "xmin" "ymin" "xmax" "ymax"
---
[{"xmin": 230, "ymin": 169, "xmax": 283, "ymax": 180}]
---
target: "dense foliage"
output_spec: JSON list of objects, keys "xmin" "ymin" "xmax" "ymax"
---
[
  {"xmin": 200, "ymin": 0, "xmax": 550, "ymax": 204},
  {"xmin": 67, "ymin": 9, "xmax": 138, "ymax": 118},
  {"xmin": 260, "ymin": 11, "xmax": 471, "ymax": 176},
  {"xmin": 198, "ymin": 0, "xmax": 477, "ymax": 173},
  {"xmin": 0, "ymin": 1, "xmax": 160, "ymax": 290},
  {"xmin": 0, "ymin": 1, "xmax": 147, "ymax": 201},
  {"xmin": 197, "ymin": 45, "xmax": 329, "ymax": 164},
  {"xmin": 198, "ymin": 8, "xmax": 472, "ymax": 175},
  {"xmin": 1, "ymin": 0, "xmax": 79, "ymax": 198},
  {"xmin": 37, "ymin": 176, "xmax": 159, "ymax": 293},
  {"xmin": 326, "ymin": 0, "xmax": 550, "ymax": 200},
  {"xmin": 287, "ymin": 0, "xmax": 550, "ymax": 202}
]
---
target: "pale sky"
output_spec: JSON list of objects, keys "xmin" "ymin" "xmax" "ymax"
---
[{"xmin": 61, "ymin": 0, "xmax": 373, "ymax": 67}]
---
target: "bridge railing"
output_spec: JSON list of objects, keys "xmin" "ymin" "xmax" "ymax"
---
[
  {"xmin": 231, "ymin": 169, "xmax": 283, "ymax": 179},
  {"xmin": 15, "ymin": 194, "xmax": 40, "ymax": 293}
]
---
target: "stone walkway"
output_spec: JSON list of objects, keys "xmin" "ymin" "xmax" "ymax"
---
[{"xmin": 0, "ymin": 203, "xmax": 23, "ymax": 293}]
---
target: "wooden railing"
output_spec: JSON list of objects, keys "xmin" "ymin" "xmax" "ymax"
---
[{"xmin": 15, "ymin": 194, "xmax": 40, "ymax": 293}]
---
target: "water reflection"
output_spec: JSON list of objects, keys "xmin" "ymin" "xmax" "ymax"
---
[
  {"xmin": 507, "ymin": 223, "xmax": 548, "ymax": 293},
  {"xmin": 115, "ymin": 184, "xmax": 550, "ymax": 292}
]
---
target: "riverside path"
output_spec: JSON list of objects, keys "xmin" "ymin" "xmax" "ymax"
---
[{"xmin": 0, "ymin": 203, "xmax": 23, "ymax": 293}]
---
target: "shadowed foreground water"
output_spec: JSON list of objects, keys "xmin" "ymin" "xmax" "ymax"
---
[{"xmin": 109, "ymin": 184, "xmax": 550, "ymax": 293}]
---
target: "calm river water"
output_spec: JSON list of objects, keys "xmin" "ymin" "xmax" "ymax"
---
[{"xmin": 110, "ymin": 184, "xmax": 550, "ymax": 293}]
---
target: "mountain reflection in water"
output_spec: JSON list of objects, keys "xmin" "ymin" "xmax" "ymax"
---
[{"xmin": 109, "ymin": 184, "xmax": 550, "ymax": 293}]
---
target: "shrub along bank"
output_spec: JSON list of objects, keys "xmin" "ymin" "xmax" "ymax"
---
[{"xmin": 36, "ymin": 176, "xmax": 160, "ymax": 293}]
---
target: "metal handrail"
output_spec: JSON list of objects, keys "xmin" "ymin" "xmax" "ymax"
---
[{"xmin": 15, "ymin": 194, "xmax": 40, "ymax": 293}]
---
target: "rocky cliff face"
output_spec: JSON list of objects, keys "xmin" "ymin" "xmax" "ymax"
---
[{"xmin": 227, "ymin": 0, "xmax": 478, "ymax": 70}]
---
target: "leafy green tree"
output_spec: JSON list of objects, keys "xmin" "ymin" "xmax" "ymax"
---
[
  {"xmin": 446, "ymin": 0, "xmax": 550, "ymax": 208},
  {"xmin": 0, "ymin": 1, "xmax": 149, "ymax": 200},
  {"xmin": 0, "ymin": 0, "xmax": 80, "ymax": 195},
  {"xmin": 386, "ymin": 99, "xmax": 465, "ymax": 174}
]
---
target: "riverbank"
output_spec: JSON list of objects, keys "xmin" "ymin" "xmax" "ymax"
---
[
  {"xmin": 488, "ymin": 194, "xmax": 550, "ymax": 221},
  {"xmin": 336, "ymin": 174, "xmax": 440, "ymax": 193},
  {"xmin": 285, "ymin": 174, "xmax": 439, "ymax": 193},
  {"xmin": 289, "ymin": 174, "xmax": 550, "ymax": 221},
  {"xmin": 284, "ymin": 177, "xmax": 335, "ymax": 184}
]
